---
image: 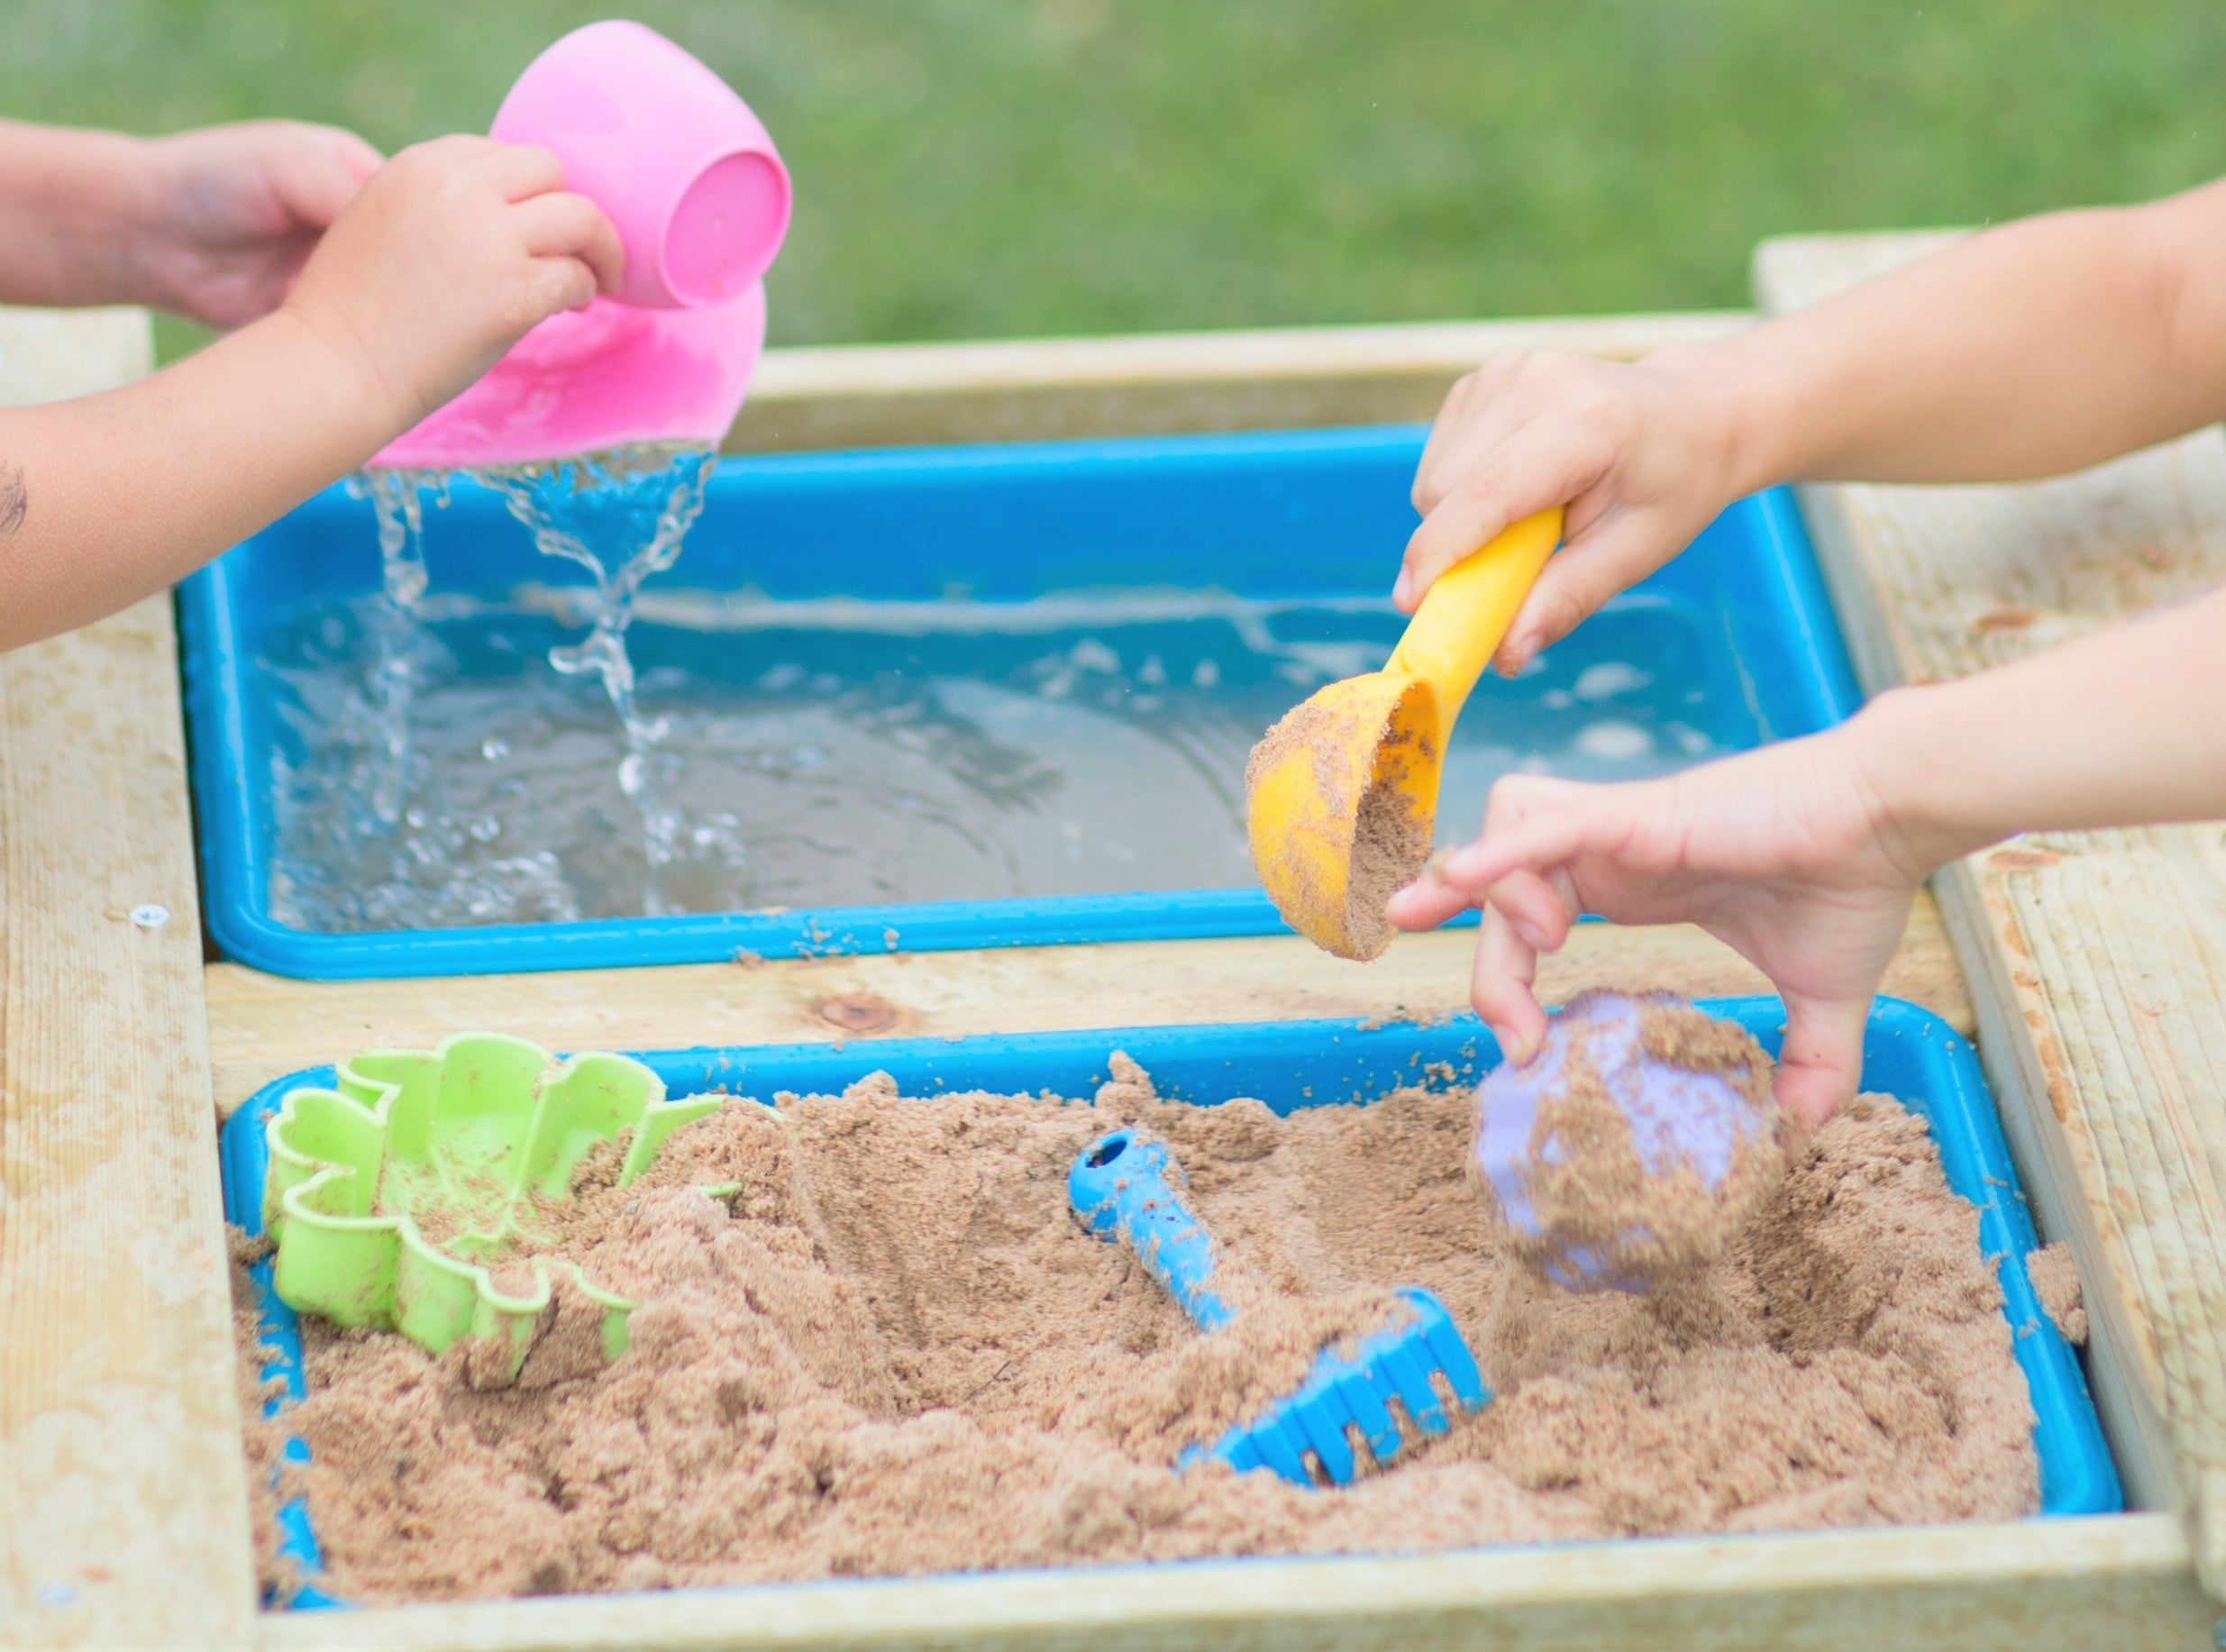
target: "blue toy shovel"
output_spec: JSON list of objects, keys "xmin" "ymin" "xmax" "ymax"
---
[{"xmin": 1069, "ymin": 1127, "xmax": 1490, "ymax": 1487}]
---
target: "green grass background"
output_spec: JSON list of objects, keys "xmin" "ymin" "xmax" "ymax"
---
[{"xmin": 16, "ymin": 0, "xmax": 2226, "ymax": 358}]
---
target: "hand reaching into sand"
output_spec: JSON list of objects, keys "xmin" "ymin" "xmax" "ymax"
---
[
  {"xmin": 1385, "ymin": 735, "xmax": 1921, "ymax": 1133},
  {"xmin": 1390, "ymin": 581, "xmax": 2226, "ymax": 1129}
]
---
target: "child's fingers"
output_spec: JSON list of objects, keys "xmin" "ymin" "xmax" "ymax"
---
[
  {"xmin": 264, "ymin": 123, "xmax": 385, "ymax": 226},
  {"xmin": 332, "ymin": 130, "xmax": 385, "ymax": 184},
  {"xmin": 513, "ymin": 193, "xmax": 625, "ymax": 296},
  {"xmin": 1485, "ymin": 867, "xmax": 1571, "ymax": 953},
  {"xmin": 1472, "ymin": 905, "xmax": 1549, "ymax": 1063},
  {"xmin": 1393, "ymin": 424, "xmax": 1591, "ymax": 614},
  {"xmin": 1410, "ymin": 374, "xmax": 1481, "ymax": 513},
  {"xmin": 524, "ymin": 254, "xmax": 601, "ymax": 319},
  {"xmin": 1411, "ymin": 369, "xmax": 1525, "ymax": 514},
  {"xmin": 480, "ymin": 141, "xmax": 570, "ymax": 204},
  {"xmin": 401, "ymin": 132, "xmax": 501, "ymax": 169},
  {"xmin": 1385, "ymin": 858, "xmax": 1474, "ymax": 930},
  {"xmin": 1492, "ymin": 510, "xmax": 1671, "ymax": 675},
  {"xmin": 1437, "ymin": 804, "xmax": 1600, "ymax": 899},
  {"xmin": 1772, "ymin": 990, "xmax": 1872, "ymax": 1135}
]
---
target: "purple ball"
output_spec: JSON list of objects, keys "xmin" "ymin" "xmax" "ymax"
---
[{"xmin": 1474, "ymin": 990, "xmax": 1785, "ymax": 1291}]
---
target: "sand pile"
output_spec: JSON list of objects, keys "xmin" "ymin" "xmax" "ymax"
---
[
  {"xmin": 238, "ymin": 1054, "xmax": 2038, "ymax": 1602},
  {"xmin": 226, "ymin": 1228, "xmax": 300, "ymax": 1602}
]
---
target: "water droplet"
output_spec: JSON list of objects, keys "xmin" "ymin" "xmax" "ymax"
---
[
  {"xmin": 1574, "ymin": 720, "xmax": 1653, "ymax": 762},
  {"xmin": 481, "ymin": 736, "xmax": 510, "ymax": 762},
  {"xmin": 1573, "ymin": 661, "xmax": 1653, "ymax": 701}
]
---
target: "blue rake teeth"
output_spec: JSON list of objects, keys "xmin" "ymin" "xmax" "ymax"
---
[{"xmin": 1071, "ymin": 1128, "xmax": 1492, "ymax": 1488}]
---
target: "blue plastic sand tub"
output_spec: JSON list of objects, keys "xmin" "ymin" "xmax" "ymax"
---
[
  {"xmin": 180, "ymin": 425, "xmax": 1859, "ymax": 980},
  {"xmin": 219, "ymin": 995, "xmax": 2119, "ymax": 1610}
]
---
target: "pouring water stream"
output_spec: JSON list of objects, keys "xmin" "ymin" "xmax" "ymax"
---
[{"xmin": 356, "ymin": 443, "xmax": 716, "ymax": 917}]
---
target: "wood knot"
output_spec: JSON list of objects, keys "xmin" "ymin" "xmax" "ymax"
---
[{"xmin": 815, "ymin": 993, "xmax": 900, "ymax": 1035}]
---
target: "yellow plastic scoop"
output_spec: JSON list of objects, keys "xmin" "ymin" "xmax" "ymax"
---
[{"xmin": 1245, "ymin": 507, "xmax": 1563, "ymax": 960}]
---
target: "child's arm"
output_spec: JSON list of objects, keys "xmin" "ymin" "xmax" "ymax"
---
[
  {"xmin": 0, "ymin": 135, "xmax": 620, "ymax": 651},
  {"xmin": 0, "ymin": 118, "xmax": 381, "ymax": 324},
  {"xmin": 1386, "ymin": 581, "xmax": 2226, "ymax": 1129},
  {"xmin": 1398, "ymin": 180, "xmax": 2226, "ymax": 674}
]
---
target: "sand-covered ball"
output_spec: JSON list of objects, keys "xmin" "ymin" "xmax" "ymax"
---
[{"xmin": 1474, "ymin": 989, "xmax": 1792, "ymax": 1292}]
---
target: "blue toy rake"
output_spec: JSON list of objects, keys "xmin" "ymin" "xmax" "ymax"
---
[{"xmin": 1068, "ymin": 1127, "xmax": 1490, "ymax": 1487}]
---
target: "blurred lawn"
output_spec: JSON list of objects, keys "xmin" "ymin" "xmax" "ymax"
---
[{"xmin": 16, "ymin": 0, "xmax": 2226, "ymax": 360}]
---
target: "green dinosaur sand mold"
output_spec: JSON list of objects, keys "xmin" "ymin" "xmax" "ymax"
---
[{"xmin": 262, "ymin": 1031, "xmax": 755, "ymax": 1375}]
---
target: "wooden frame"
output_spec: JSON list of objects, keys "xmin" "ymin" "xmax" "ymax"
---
[
  {"xmin": 725, "ymin": 312, "xmax": 1748, "ymax": 452},
  {"xmin": 1, "ymin": 297, "xmax": 2212, "ymax": 1649},
  {"xmin": 0, "ymin": 307, "xmax": 259, "ymax": 1647}
]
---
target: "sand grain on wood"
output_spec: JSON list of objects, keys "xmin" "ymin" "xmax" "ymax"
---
[
  {"xmin": 2028, "ymin": 1241, "xmax": 2088, "ymax": 1345},
  {"xmin": 243, "ymin": 1058, "xmax": 2039, "ymax": 1602}
]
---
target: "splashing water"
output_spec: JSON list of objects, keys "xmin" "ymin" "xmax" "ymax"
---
[
  {"xmin": 343, "ymin": 443, "xmax": 714, "ymax": 919},
  {"xmin": 351, "ymin": 469, "xmax": 447, "ymax": 824},
  {"xmin": 477, "ymin": 444, "xmax": 716, "ymax": 915},
  {"xmin": 267, "ymin": 578, "xmax": 1731, "ymax": 933}
]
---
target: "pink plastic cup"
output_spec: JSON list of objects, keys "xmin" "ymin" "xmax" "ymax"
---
[
  {"xmin": 369, "ymin": 20, "xmax": 790, "ymax": 470},
  {"xmin": 493, "ymin": 19, "xmax": 790, "ymax": 309}
]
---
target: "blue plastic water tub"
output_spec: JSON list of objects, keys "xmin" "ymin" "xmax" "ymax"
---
[
  {"xmin": 179, "ymin": 425, "xmax": 1859, "ymax": 979},
  {"xmin": 219, "ymin": 995, "xmax": 2120, "ymax": 1610}
]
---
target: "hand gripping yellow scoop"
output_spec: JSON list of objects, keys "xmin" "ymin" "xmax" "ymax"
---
[{"xmin": 1245, "ymin": 507, "xmax": 1563, "ymax": 960}]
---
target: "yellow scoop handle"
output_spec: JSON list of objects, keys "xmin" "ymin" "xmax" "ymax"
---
[
  {"xmin": 1390, "ymin": 505, "xmax": 1564, "ymax": 734},
  {"xmin": 1242, "ymin": 503, "xmax": 1565, "ymax": 962}
]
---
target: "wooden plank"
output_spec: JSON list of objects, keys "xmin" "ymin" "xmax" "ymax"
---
[
  {"xmin": 1756, "ymin": 231, "xmax": 2226, "ymax": 1585},
  {"xmin": 0, "ymin": 309, "xmax": 260, "ymax": 1649},
  {"xmin": 205, "ymin": 897, "xmax": 1968, "ymax": 1116},
  {"xmin": 255, "ymin": 1515, "xmax": 2208, "ymax": 1652},
  {"xmin": 728, "ymin": 312, "xmax": 1750, "ymax": 452},
  {"xmin": 0, "ymin": 306, "xmax": 155, "ymax": 408}
]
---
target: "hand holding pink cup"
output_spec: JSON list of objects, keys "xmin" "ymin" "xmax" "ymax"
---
[
  {"xmin": 493, "ymin": 18, "xmax": 790, "ymax": 310},
  {"xmin": 369, "ymin": 18, "xmax": 792, "ymax": 470}
]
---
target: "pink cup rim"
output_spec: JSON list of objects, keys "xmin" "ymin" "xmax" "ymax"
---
[{"xmin": 653, "ymin": 146, "xmax": 793, "ymax": 308}]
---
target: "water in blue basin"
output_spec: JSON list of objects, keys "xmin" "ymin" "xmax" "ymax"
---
[
  {"xmin": 264, "ymin": 580, "xmax": 1734, "ymax": 931},
  {"xmin": 181, "ymin": 425, "xmax": 1860, "ymax": 975}
]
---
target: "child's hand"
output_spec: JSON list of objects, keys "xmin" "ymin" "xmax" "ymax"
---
[
  {"xmin": 135, "ymin": 122, "xmax": 384, "ymax": 327},
  {"xmin": 1395, "ymin": 350, "xmax": 1750, "ymax": 676},
  {"xmin": 281, "ymin": 135, "xmax": 623, "ymax": 439},
  {"xmin": 1385, "ymin": 728, "xmax": 1925, "ymax": 1132}
]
